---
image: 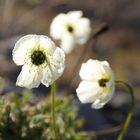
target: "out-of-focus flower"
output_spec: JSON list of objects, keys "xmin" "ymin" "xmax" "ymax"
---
[
  {"xmin": 50, "ymin": 11, "xmax": 91, "ymax": 54},
  {"xmin": 12, "ymin": 34, "xmax": 65, "ymax": 88},
  {"xmin": 76, "ymin": 59, "xmax": 115, "ymax": 109}
]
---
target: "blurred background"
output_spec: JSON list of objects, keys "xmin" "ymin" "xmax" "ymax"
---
[{"xmin": 0, "ymin": 0, "xmax": 140, "ymax": 139}]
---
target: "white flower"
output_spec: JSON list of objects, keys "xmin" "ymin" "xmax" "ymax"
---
[
  {"xmin": 76, "ymin": 59, "xmax": 115, "ymax": 109},
  {"xmin": 50, "ymin": 11, "xmax": 91, "ymax": 54},
  {"xmin": 12, "ymin": 34, "xmax": 65, "ymax": 89}
]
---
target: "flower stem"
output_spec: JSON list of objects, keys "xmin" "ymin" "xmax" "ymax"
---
[
  {"xmin": 51, "ymin": 82, "xmax": 57, "ymax": 140},
  {"xmin": 115, "ymin": 81, "xmax": 135, "ymax": 140}
]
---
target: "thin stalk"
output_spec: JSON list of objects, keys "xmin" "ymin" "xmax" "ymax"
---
[
  {"xmin": 116, "ymin": 81, "xmax": 135, "ymax": 140},
  {"xmin": 51, "ymin": 82, "xmax": 57, "ymax": 140},
  {"xmin": 78, "ymin": 124, "xmax": 122, "ymax": 137}
]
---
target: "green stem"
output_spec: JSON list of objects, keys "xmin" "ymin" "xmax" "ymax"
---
[
  {"xmin": 51, "ymin": 82, "xmax": 57, "ymax": 140},
  {"xmin": 116, "ymin": 81, "xmax": 135, "ymax": 140}
]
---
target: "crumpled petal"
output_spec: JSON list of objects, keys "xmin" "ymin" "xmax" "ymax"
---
[
  {"xmin": 51, "ymin": 47, "xmax": 65, "ymax": 73},
  {"xmin": 41, "ymin": 47, "xmax": 65, "ymax": 87},
  {"xmin": 16, "ymin": 64, "xmax": 43, "ymax": 89}
]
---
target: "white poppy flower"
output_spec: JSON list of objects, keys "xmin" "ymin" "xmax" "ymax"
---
[
  {"xmin": 12, "ymin": 34, "xmax": 65, "ymax": 89},
  {"xmin": 76, "ymin": 59, "xmax": 115, "ymax": 109},
  {"xmin": 50, "ymin": 11, "xmax": 91, "ymax": 54}
]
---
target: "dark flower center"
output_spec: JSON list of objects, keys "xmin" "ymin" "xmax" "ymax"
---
[
  {"xmin": 98, "ymin": 78, "xmax": 109, "ymax": 87},
  {"xmin": 67, "ymin": 25, "xmax": 74, "ymax": 33},
  {"xmin": 31, "ymin": 50, "xmax": 46, "ymax": 66}
]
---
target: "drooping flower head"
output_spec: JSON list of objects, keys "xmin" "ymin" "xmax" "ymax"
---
[
  {"xmin": 12, "ymin": 34, "xmax": 65, "ymax": 89},
  {"xmin": 76, "ymin": 59, "xmax": 115, "ymax": 109},
  {"xmin": 50, "ymin": 11, "xmax": 91, "ymax": 54}
]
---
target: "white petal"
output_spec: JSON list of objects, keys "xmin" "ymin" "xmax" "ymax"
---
[
  {"xmin": 39, "ymin": 35, "xmax": 56, "ymax": 54},
  {"xmin": 41, "ymin": 64, "xmax": 62, "ymax": 87},
  {"xmin": 16, "ymin": 64, "xmax": 43, "ymax": 88},
  {"xmin": 103, "ymin": 85, "xmax": 115, "ymax": 100},
  {"xmin": 41, "ymin": 67, "xmax": 53, "ymax": 87},
  {"xmin": 107, "ymin": 71, "xmax": 115, "ymax": 88},
  {"xmin": 13, "ymin": 46, "xmax": 29, "ymax": 65},
  {"xmin": 91, "ymin": 100, "xmax": 105, "ymax": 109},
  {"xmin": 60, "ymin": 34, "xmax": 75, "ymax": 54},
  {"xmin": 41, "ymin": 47, "xmax": 65, "ymax": 87},
  {"xmin": 49, "ymin": 47, "xmax": 65, "ymax": 75},
  {"xmin": 76, "ymin": 80, "xmax": 101, "ymax": 103},
  {"xmin": 76, "ymin": 80, "xmax": 114, "ymax": 109},
  {"xmin": 68, "ymin": 11, "xmax": 83, "ymax": 20},
  {"xmin": 79, "ymin": 59, "xmax": 102, "ymax": 80},
  {"xmin": 50, "ymin": 14, "xmax": 66, "ymax": 39},
  {"xmin": 91, "ymin": 91, "xmax": 113, "ymax": 109},
  {"xmin": 51, "ymin": 47, "xmax": 65, "ymax": 72},
  {"xmin": 101, "ymin": 61, "xmax": 110, "ymax": 67},
  {"xmin": 79, "ymin": 59, "xmax": 115, "ymax": 81},
  {"xmin": 53, "ymin": 47, "xmax": 65, "ymax": 62},
  {"xmin": 12, "ymin": 34, "xmax": 38, "ymax": 65},
  {"xmin": 75, "ymin": 18, "xmax": 91, "ymax": 44},
  {"xmin": 91, "ymin": 85, "xmax": 114, "ymax": 109}
]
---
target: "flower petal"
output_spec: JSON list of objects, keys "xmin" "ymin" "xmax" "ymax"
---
[
  {"xmin": 101, "ymin": 61, "xmax": 110, "ymax": 67},
  {"xmin": 60, "ymin": 33, "xmax": 75, "ymax": 53},
  {"xmin": 75, "ymin": 18, "xmax": 91, "ymax": 44},
  {"xmin": 41, "ymin": 64, "xmax": 62, "ymax": 87},
  {"xmin": 39, "ymin": 35, "xmax": 56, "ymax": 54},
  {"xmin": 91, "ymin": 99, "xmax": 106, "ymax": 109},
  {"xmin": 41, "ymin": 47, "xmax": 65, "ymax": 87},
  {"xmin": 12, "ymin": 34, "xmax": 38, "ymax": 65},
  {"xmin": 50, "ymin": 14, "xmax": 66, "ymax": 39},
  {"xmin": 90, "ymin": 80, "xmax": 114, "ymax": 109},
  {"xmin": 79, "ymin": 59, "xmax": 115, "ymax": 81},
  {"xmin": 68, "ymin": 11, "xmax": 83, "ymax": 20},
  {"xmin": 76, "ymin": 80, "xmax": 101, "ymax": 103},
  {"xmin": 51, "ymin": 47, "xmax": 65, "ymax": 73},
  {"xmin": 16, "ymin": 64, "xmax": 43, "ymax": 88},
  {"xmin": 91, "ymin": 87, "xmax": 114, "ymax": 109},
  {"xmin": 79, "ymin": 59, "xmax": 103, "ymax": 80}
]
